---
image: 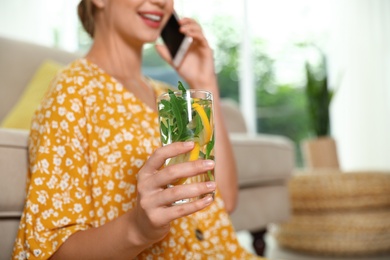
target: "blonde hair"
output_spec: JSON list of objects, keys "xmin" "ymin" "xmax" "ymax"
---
[{"xmin": 78, "ymin": 0, "xmax": 96, "ymax": 37}]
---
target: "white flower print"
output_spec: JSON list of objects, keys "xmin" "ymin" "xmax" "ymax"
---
[
  {"xmin": 74, "ymin": 203, "xmax": 83, "ymax": 213},
  {"xmin": 58, "ymin": 106, "xmax": 66, "ymax": 116},
  {"xmin": 30, "ymin": 204, "xmax": 39, "ymax": 214},
  {"xmin": 93, "ymin": 187, "xmax": 102, "ymax": 197},
  {"xmin": 71, "ymin": 102, "xmax": 80, "ymax": 113},
  {"xmin": 80, "ymin": 165, "xmax": 89, "ymax": 176},
  {"xmin": 114, "ymin": 194, "xmax": 122, "ymax": 203},
  {"xmin": 123, "ymin": 131, "xmax": 134, "ymax": 141},
  {"xmin": 66, "ymin": 158, "xmax": 73, "ymax": 166},
  {"xmin": 107, "ymin": 154, "xmax": 116, "ymax": 163},
  {"xmin": 53, "ymin": 157, "xmax": 62, "ymax": 167},
  {"xmin": 129, "ymin": 184, "xmax": 135, "ymax": 194},
  {"xmin": 40, "ymin": 159, "xmax": 49, "ymax": 173},
  {"xmin": 59, "ymin": 180, "xmax": 68, "ymax": 190},
  {"xmin": 76, "ymin": 76, "xmax": 84, "ymax": 85},
  {"xmin": 78, "ymin": 117, "xmax": 86, "ymax": 127},
  {"xmin": 97, "ymin": 207, "xmax": 104, "ymax": 217},
  {"xmin": 53, "ymin": 199, "xmax": 63, "ymax": 210},
  {"xmin": 60, "ymin": 120, "xmax": 69, "ymax": 129},
  {"xmin": 57, "ymin": 94, "xmax": 66, "ymax": 105},
  {"xmin": 37, "ymin": 193, "xmax": 47, "ymax": 205},
  {"xmin": 67, "ymin": 86, "xmax": 75, "ymax": 94},
  {"xmin": 107, "ymin": 209, "xmax": 115, "ymax": 220},
  {"xmin": 102, "ymin": 195, "xmax": 111, "ymax": 205},
  {"xmin": 45, "ymin": 110, "xmax": 51, "ymax": 118},
  {"xmin": 56, "ymin": 146, "xmax": 66, "ymax": 157},
  {"xmin": 134, "ymin": 159, "xmax": 144, "ymax": 168},
  {"xmin": 114, "ymin": 134, "xmax": 123, "ymax": 143},
  {"xmin": 34, "ymin": 177, "xmax": 43, "ymax": 186},
  {"xmin": 85, "ymin": 195, "xmax": 92, "ymax": 204},
  {"xmin": 42, "ymin": 210, "xmax": 51, "ymax": 219},
  {"xmin": 59, "ymin": 217, "xmax": 71, "ymax": 226},
  {"xmin": 169, "ymin": 238, "xmax": 176, "ymax": 248},
  {"xmin": 86, "ymin": 95, "xmax": 96, "ymax": 106},
  {"xmin": 66, "ymin": 111, "xmax": 76, "ymax": 122},
  {"xmin": 47, "ymin": 175, "xmax": 58, "ymax": 189},
  {"xmin": 72, "ymin": 138, "xmax": 81, "ymax": 149},
  {"xmin": 124, "ymin": 144, "xmax": 132, "ymax": 152},
  {"xmin": 55, "ymin": 83, "xmax": 63, "ymax": 91},
  {"xmin": 51, "ymin": 120, "xmax": 58, "ymax": 129},
  {"xmin": 33, "ymin": 249, "xmax": 42, "ymax": 257},
  {"xmin": 106, "ymin": 180, "xmax": 114, "ymax": 190}
]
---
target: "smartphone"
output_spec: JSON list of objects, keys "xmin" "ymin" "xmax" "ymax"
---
[{"xmin": 161, "ymin": 12, "xmax": 193, "ymax": 67}]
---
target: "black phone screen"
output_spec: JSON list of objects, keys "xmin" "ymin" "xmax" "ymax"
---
[{"xmin": 161, "ymin": 14, "xmax": 185, "ymax": 58}]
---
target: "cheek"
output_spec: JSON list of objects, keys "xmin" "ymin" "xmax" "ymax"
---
[{"xmin": 167, "ymin": 0, "xmax": 174, "ymax": 13}]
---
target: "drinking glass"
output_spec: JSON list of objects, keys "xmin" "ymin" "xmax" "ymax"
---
[{"xmin": 157, "ymin": 89, "xmax": 215, "ymax": 204}]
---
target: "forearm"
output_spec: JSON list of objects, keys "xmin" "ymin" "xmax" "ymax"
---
[
  {"xmin": 213, "ymin": 91, "xmax": 238, "ymax": 213},
  {"xmin": 51, "ymin": 210, "xmax": 150, "ymax": 260}
]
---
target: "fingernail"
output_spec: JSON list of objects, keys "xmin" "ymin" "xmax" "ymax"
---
[
  {"xmin": 204, "ymin": 195, "xmax": 214, "ymax": 204},
  {"xmin": 206, "ymin": 182, "xmax": 216, "ymax": 189},
  {"xmin": 203, "ymin": 160, "xmax": 215, "ymax": 167},
  {"xmin": 183, "ymin": 141, "xmax": 194, "ymax": 147}
]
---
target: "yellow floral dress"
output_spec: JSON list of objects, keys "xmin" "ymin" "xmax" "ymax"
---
[{"xmin": 12, "ymin": 59, "xmax": 262, "ymax": 260}]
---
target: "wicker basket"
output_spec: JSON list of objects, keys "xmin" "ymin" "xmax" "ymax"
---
[
  {"xmin": 274, "ymin": 210, "xmax": 390, "ymax": 256},
  {"xmin": 289, "ymin": 171, "xmax": 390, "ymax": 212},
  {"xmin": 275, "ymin": 171, "xmax": 390, "ymax": 256}
]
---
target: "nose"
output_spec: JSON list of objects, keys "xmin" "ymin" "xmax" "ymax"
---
[{"xmin": 150, "ymin": 0, "xmax": 167, "ymax": 6}]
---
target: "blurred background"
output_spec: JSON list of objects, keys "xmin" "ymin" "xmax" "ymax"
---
[{"xmin": 1, "ymin": 0, "xmax": 389, "ymax": 170}]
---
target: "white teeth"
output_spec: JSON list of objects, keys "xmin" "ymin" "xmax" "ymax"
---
[{"xmin": 142, "ymin": 14, "xmax": 161, "ymax": 22}]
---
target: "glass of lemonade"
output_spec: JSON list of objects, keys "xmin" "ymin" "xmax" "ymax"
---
[{"xmin": 157, "ymin": 84, "xmax": 215, "ymax": 204}]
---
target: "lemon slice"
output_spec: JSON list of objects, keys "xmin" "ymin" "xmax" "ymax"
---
[
  {"xmin": 170, "ymin": 142, "xmax": 200, "ymax": 185},
  {"xmin": 192, "ymin": 103, "xmax": 212, "ymax": 146}
]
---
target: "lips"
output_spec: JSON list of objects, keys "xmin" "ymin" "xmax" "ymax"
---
[
  {"xmin": 141, "ymin": 13, "xmax": 162, "ymax": 22},
  {"xmin": 139, "ymin": 12, "xmax": 163, "ymax": 28}
]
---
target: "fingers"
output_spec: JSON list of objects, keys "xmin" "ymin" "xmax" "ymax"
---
[
  {"xmin": 138, "ymin": 156, "xmax": 215, "ymax": 194},
  {"xmin": 158, "ymin": 159, "xmax": 214, "ymax": 187},
  {"xmin": 179, "ymin": 18, "xmax": 208, "ymax": 47},
  {"xmin": 137, "ymin": 192, "xmax": 214, "ymax": 230},
  {"xmin": 157, "ymin": 181, "xmax": 216, "ymax": 206},
  {"xmin": 139, "ymin": 141, "xmax": 195, "ymax": 177},
  {"xmin": 162, "ymin": 194, "xmax": 215, "ymax": 221}
]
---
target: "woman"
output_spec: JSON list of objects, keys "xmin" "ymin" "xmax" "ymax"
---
[{"xmin": 13, "ymin": 0, "xmax": 262, "ymax": 259}]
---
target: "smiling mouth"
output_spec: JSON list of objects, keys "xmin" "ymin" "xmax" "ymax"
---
[{"xmin": 139, "ymin": 13, "xmax": 162, "ymax": 22}]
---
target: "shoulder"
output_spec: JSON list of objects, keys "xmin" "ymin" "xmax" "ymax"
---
[
  {"xmin": 35, "ymin": 59, "xmax": 101, "ymax": 119},
  {"xmin": 45, "ymin": 58, "xmax": 111, "ymax": 101},
  {"xmin": 55, "ymin": 58, "xmax": 100, "ymax": 88}
]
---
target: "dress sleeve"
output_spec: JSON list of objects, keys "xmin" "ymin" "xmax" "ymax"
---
[{"xmin": 17, "ymin": 73, "xmax": 94, "ymax": 259}]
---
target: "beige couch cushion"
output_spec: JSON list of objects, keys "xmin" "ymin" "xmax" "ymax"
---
[
  {"xmin": 0, "ymin": 129, "xmax": 28, "ymax": 260},
  {"xmin": 231, "ymin": 133, "xmax": 294, "ymax": 187},
  {"xmin": 230, "ymin": 185, "xmax": 291, "ymax": 231},
  {"xmin": 0, "ymin": 129, "xmax": 29, "ymax": 217},
  {"xmin": 220, "ymin": 99, "xmax": 247, "ymax": 133}
]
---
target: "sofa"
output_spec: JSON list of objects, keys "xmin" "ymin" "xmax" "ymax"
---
[{"xmin": 0, "ymin": 36, "xmax": 294, "ymax": 259}]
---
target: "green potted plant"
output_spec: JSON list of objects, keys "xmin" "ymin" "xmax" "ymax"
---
[{"xmin": 301, "ymin": 46, "xmax": 339, "ymax": 169}]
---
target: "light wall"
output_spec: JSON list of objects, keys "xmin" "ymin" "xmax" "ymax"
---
[
  {"xmin": 329, "ymin": 0, "xmax": 390, "ymax": 171},
  {"xmin": 0, "ymin": 0, "xmax": 79, "ymax": 51}
]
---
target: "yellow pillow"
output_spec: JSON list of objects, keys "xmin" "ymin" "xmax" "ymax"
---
[{"xmin": 1, "ymin": 60, "xmax": 63, "ymax": 129}]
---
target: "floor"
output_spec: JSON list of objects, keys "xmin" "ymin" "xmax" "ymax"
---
[{"xmin": 236, "ymin": 230, "xmax": 390, "ymax": 260}]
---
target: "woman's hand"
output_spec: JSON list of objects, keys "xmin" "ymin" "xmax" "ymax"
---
[
  {"xmin": 133, "ymin": 141, "xmax": 216, "ymax": 245},
  {"xmin": 155, "ymin": 18, "xmax": 217, "ymax": 91}
]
